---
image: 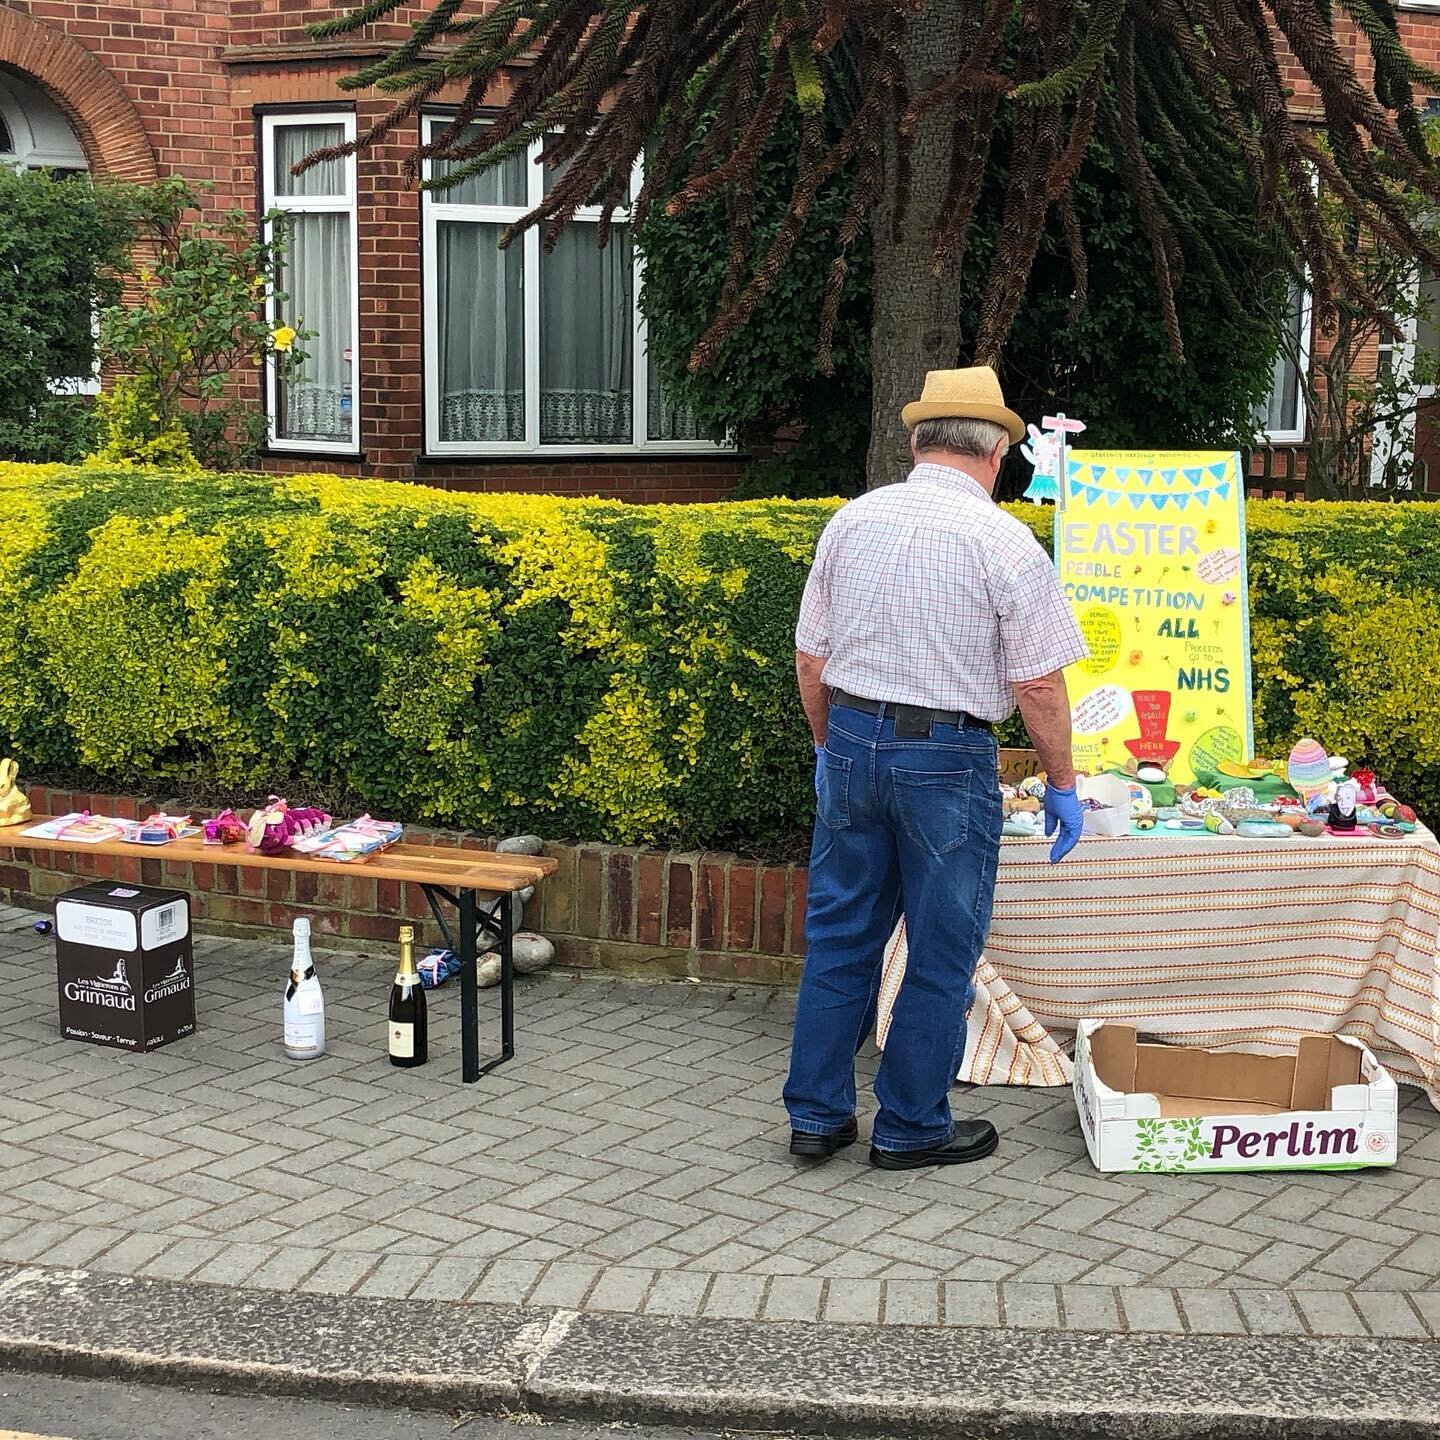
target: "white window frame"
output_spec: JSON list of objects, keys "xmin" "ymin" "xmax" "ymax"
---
[
  {"xmin": 260, "ymin": 110, "xmax": 361, "ymax": 456},
  {"xmin": 421, "ymin": 116, "xmax": 730, "ymax": 458},
  {"xmin": 1255, "ymin": 281, "xmax": 1313, "ymax": 445}
]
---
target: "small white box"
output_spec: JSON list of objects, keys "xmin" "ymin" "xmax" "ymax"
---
[
  {"xmin": 1079, "ymin": 773, "xmax": 1131, "ymax": 837},
  {"xmin": 1073, "ymin": 1020, "xmax": 1398, "ymax": 1174}
]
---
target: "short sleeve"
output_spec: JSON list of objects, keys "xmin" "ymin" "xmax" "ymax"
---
[
  {"xmin": 795, "ymin": 526, "xmax": 834, "ymax": 656},
  {"xmin": 995, "ymin": 542, "xmax": 1087, "ymax": 683}
]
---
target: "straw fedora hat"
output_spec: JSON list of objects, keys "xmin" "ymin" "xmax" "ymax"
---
[{"xmin": 900, "ymin": 365, "xmax": 1025, "ymax": 444}]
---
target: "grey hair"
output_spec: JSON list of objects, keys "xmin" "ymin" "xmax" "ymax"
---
[{"xmin": 911, "ymin": 416, "xmax": 1009, "ymax": 459}]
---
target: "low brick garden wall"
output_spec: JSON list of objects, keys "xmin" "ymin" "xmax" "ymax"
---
[{"xmin": 0, "ymin": 788, "xmax": 807, "ymax": 985}]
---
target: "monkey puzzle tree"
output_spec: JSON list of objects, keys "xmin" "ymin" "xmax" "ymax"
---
[{"xmin": 310, "ymin": 0, "xmax": 1440, "ymax": 488}]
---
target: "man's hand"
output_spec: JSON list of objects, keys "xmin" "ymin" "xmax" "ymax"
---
[{"xmin": 1044, "ymin": 783, "xmax": 1084, "ymax": 863}]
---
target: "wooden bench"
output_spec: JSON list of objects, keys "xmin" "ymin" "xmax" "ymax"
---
[{"xmin": 0, "ymin": 819, "xmax": 556, "ymax": 1084}]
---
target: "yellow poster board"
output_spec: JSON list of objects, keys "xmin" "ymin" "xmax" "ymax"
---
[{"xmin": 1053, "ymin": 450, "xmax": 1252, "ymax": 786}]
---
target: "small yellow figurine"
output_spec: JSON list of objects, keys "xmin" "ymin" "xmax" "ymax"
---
[{"xmin": 0, "ymin": 758, "xmax": 31, "ymax": 826}]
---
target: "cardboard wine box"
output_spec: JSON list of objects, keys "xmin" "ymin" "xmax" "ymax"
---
[
  {"xmin": 1073, "ymin": 1019, "xmax": 1398, "ymax": 1173},
  {"xmin": 54, "ymin": 883, "xmax": 195, "ymax": 1053}
]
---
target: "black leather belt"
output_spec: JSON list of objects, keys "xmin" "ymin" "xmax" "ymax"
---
[{"xmin": 831, "ymin": 689, "xmax": 993, "ymax": 733}]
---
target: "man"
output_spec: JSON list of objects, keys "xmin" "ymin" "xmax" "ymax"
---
[{"xmin": 784, "ymin": 366, "xmax": 1087, "ymax": 1172}]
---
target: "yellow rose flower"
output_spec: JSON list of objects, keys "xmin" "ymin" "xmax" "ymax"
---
[{"xmin": 271, "ymin": 326, "xmax": 297, "ymax": 353}]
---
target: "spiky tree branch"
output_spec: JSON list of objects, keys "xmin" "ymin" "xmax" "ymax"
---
[{"xmin": 306, "ymin": 0, "xmax": 1440, "ymax": 367}]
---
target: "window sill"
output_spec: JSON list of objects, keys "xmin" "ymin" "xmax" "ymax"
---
[
  {"xmin": 260, "ymin": 444, "xmax": 366, "ymax": 462},
  {"xmin": 417, "ymin": 448, "xmax": 741, "ymax": 464}
]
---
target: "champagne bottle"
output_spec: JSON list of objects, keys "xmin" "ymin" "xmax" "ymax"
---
[
  {"xmin": 388, "ymin": 923, "xmax": 427, "ymax": 1068},
  {"xmin": 283, "ymin": 917, "xmax": 325, "ymax": 1060}
]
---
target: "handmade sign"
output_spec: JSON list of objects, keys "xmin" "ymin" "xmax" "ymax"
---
[
  {"xmin": 1052, "ymin": 450, "xmax": 1252, "ymax": 786},
  {"xmin": 1021, "ymin": 412, "xmax": 1085, "ymax": 504}
]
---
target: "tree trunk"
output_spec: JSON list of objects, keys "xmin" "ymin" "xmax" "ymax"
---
[{"xmin": 864, "ymin": 0, "xmax": 968, "ymax": 489}]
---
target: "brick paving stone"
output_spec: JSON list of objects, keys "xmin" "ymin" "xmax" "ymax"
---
[
  {"xmin": 141, "ymin": 1237, "xmax": 228, "ymax": 1282},
  {"xmin": 0, "ymin": 1222, "xmax": 79, "ymax": 1264},
  {"xmin": 32, "ymin": 1226, "xmax": 127, "ymax": 1269},
  {"xmin": 586, "ymin": 1266, "xmax": 657, "ymax": 1314},
  {"xmin": 527, "ymin": 1261, "xmax": 602, "ymax": 1310},
  {"xmin": 1001, "ymin": 1282, "xmax": 1062, "ymax": 1330},
  {"xmin": 642, "ymin": 1269, "xmax": 711, "ymax": 1317},
  {"xmin": 244, "ymin": 1247, "xmax": 327, "ymax": 1293},
  {"xmin": 882, "ymin": 1279, "xmax": 941, "ymax": 1326},
  {"xmin": 5, "ymin": 924, "xmax": 1440, "ymax": 1331},
  {"xmin": 1351, "ymin": 1290, "xmax": 1430, "ymax": 1339},
  {"xmin": 354, "ymin": 1253, "xmax": 430, "ymax": 1300},
  {"xmin": 190, "ymin": 1242, "xmax": 275, "ymax": 1288},
  {"xmin": 1174, "ymin": 1288, "xmax": 1248, "ymax": 1334},
  {"xmin": 822, "ymin": 1277, "xmax": 882, "ymax": 1325},
  {"xmin": 1237, "ymin": 1241, "xmax": 1325, "ymax": 1285},
  {"xmin": 1235, "ymin": 1289, "xmax": 1307, "ymax": 1335},
  {"xmin": 297, "ymin": 1252, "xmax": 382, "ymax": 1297},
  {"xmin": 1293, "ymin": 1290, "xmax": 1368, "ymax": 1337},
  {"xmin": 1060, "ymin": 1284, "xmax": 1120, "ymax": 1331},
  {"xmin": 1119, "ymin": 1287, "xmax": 1186, "ymax": 1334},
  {"xmin": 763, "ymin": 1275, "xmax": 824, "ymax": 1322},
  {"xmin": 88, "ymin": 1232, "xmax": 176, "ymax": 1276},
  {"xmin": 701, "ymin": 1272, "xmax": 769, "ymax": 1320}
]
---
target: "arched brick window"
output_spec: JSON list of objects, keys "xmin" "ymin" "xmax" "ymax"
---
[{"xmin": 0, "ymin": 9, "xmax": 157, "ymax": 183}]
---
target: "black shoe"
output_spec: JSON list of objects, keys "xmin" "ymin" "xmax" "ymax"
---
[
  {"xmin": 789, "ymin": 1115, "xmax": 859, "ymax": 1159},
  {"xmin": 870, "ymin": 1120, "xmax": 999, "ymax": 1170}
]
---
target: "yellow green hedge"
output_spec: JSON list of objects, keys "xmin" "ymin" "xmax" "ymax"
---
[{"xmin": 0, "ymin": 464, "xmax": 1436, "ymax": 846}]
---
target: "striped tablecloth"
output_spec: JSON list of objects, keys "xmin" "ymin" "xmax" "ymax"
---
[{"xmin": 876, "ymin": 827, "xmax": 1440, "ymax": 1107}]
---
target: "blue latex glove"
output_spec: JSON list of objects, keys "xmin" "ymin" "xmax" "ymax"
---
[
  {"xmin": 814, "ymin": 744, "xmax": 825, "ymax": 796},
  {"xmin": 1044, "ymin": 782, "xmax": 1084, "ymax": 863}
]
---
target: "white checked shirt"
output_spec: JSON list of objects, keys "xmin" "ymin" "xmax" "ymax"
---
[{"xmin": 795, "ymin": 463, "xmax": 1087, "ymax": 723}]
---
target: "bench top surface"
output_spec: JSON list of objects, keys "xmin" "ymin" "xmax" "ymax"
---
[{"xmin": 0, "ymin": 817, "xmax": 555, "ymax": 895}]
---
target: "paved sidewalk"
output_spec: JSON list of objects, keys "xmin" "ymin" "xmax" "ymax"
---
[{"xmin": 4, "ymin": 903, "xmax": 1440, "ymax": 1342}]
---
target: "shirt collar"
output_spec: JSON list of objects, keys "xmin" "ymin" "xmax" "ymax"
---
[{"xmin": 907, "ymin": 461, "xmax": 992, "ymax": 503}]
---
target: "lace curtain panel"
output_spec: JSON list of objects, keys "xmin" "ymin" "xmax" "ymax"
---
[
  {"xmin": 276, "ymin": 211, "xmax": 351, "ymax": 443},
  {"xmin": 540, "ymin": 225, "xmax": 633, "ymax": 444},
  {"xmin": 439, "ymin": 220, "xmax": 525, "ymax": 443}
]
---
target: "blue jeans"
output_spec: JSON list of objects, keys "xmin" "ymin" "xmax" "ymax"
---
[{"xmin": 783, "ymin": 702, "xmax": 1003, "ymax": 1152}]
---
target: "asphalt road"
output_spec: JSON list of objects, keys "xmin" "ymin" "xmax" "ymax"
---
[{"xmin": 0, "ymin": 1373, "xmax": 778, "ymax": 1440}]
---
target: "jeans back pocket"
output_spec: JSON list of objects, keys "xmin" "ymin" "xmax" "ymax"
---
[{"xmin": 892, "ymin": 767, "xmax": 972, "ymax": 856}]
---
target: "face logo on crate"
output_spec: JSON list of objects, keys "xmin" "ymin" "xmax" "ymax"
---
[
  {"xmin": 63, "ymin": 957, "xmax": 136, "ymax": 1010},
  {"xmin": 1366, "ymin": 1130, "xmax": 1391, "ymax": 1155},
  {"xmin": 145, "ymin": 955, "xmax": 192, "ymax": 1004}
]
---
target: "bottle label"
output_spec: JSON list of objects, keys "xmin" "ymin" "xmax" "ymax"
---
[
  {"xmin": 284, "ymin": 1023, "xmax": 319, "ymax": 1051},
  {"xmin": 297, "ymin": 990, "xmax": 323, "ymax": 1016},
  {"xmin": 389, "ymin": 1022, "xmax": 414, "ymax": 1059}
]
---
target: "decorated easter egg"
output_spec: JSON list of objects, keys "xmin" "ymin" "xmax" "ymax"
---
[
  {"xmin": 1298, "ymin": 819, "xmax": 1326, "ymax": 838},
  {"xmin": 1287, "ymin": 738, "xmax": 1331, "ymax": 798}
]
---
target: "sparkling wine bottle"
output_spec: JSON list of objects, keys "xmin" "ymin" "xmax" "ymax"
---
[
  {"xmin": 388, "ymin": 924, "xmax": 427, "ymax": 1068},
  {"xmin": 283, "ymin": 917, "xmax": 325, "ymax": 1060}
]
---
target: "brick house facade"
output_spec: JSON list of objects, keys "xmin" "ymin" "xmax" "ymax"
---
[{"xmin": 3, "ymin": 1, "xmax": 1439, "ymax": 502}]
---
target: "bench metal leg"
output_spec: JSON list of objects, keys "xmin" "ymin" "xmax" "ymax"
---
[
  {"xmin": 422, "ymin": 885, "xmax": 516, "ymax": 1084},
  {"xmin": 459, "ymin": 889, "xmax": 479, "ymax": 1083}
]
